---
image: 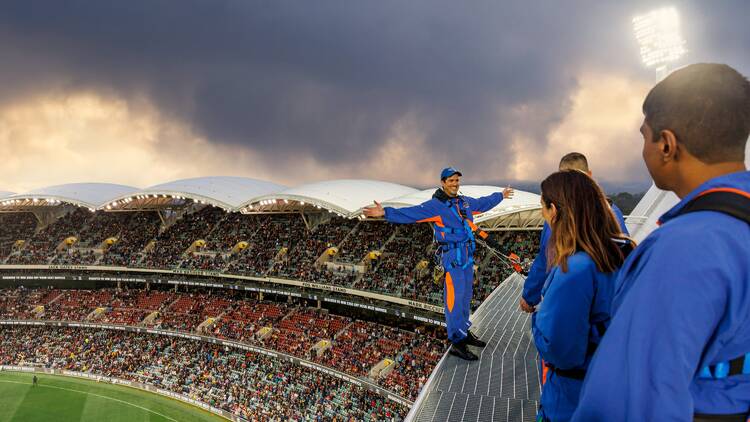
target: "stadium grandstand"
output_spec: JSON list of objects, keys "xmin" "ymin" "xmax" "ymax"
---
[{"xmin": 0, "ymin": 176, "xmax": 544, "ymax": 421}]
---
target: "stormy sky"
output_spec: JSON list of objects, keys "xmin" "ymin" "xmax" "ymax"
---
[{"xmin": 0, "ymin": 1, "xmax": 748, "ymax": 193}]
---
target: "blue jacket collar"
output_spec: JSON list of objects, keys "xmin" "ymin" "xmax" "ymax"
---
[{"xmin": 658, "ymin": 170, "xmax": 750, "ymax": 225}]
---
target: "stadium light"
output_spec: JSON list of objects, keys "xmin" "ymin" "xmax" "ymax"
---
[{"xmin": 633, "ymin": 7, "xmax": 687, "ymax": 81}]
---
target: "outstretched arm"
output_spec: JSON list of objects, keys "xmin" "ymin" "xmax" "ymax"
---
[
  {"xmin": 363, "ymin": 200, "xmax": 442, "ymax": 225},
  {"xmin": 465, "ymin": 187, "xmax": 514, "ymax": 214}
]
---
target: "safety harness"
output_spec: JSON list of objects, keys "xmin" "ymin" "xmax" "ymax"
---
[
  {"xmin": 430, "ymin": 192, "xmax": 479, "ymax": 270},
  {"xmin": 675, "ymin": 189, "xmax": 750, "ymax": 384}
]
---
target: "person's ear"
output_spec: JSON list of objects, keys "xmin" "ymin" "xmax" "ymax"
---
[
  {"xmin": 549, "ymin": 203, "xmax": 558, "ymax": 222},
  {"xmin": 659, "ymin": 129, "xmax": 679, "ymax": 162}
]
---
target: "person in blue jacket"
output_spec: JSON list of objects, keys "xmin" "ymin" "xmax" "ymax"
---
[
  {"xmin": 572, "ymin": 63, "xmax": 750, "ymax": 421},
  {"xmin": 363, "ymin": 168, "xmax": 514, "ymax": 360},
  {"xmin": 532, "ymin": 170, "xmax": 632, "ymax": 422},
  {"xmin": 520, "ymin": 152, "xmax": 629, "ymax": 314}
]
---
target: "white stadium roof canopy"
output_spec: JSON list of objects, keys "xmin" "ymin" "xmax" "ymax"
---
[
  {"xmin": 0, "ymin": 178, "xmax": 544, "ymax": 229},
  {"xmin": 0, "ymin": 191, "xmax": 14, "ymax": 199},
  {"xmin": 0, "ymin": 183, "xmax": 138, "ymax": 210},
  {"xmin": 105, "ymin": 176, "xmax": 287, "ymax": 211},
  {"xmin": 241, "ymin": 179, "xmax": 418, "ymax": 217}
]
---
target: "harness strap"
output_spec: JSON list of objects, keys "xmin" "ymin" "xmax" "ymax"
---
[
  {"xmin": 693, "ymin": 412, "xmax": 749, "ymax": 422},
  {"xmin": 699, "ymin": 353, "xmax": 750, "ymax": 379},
  {"xmin": 677, "ymin": 190, "xmax": 750, "ymax": 383},
  {"xmin": 543, "ymin": 363, "xmax": 586, "ymax": 380}
]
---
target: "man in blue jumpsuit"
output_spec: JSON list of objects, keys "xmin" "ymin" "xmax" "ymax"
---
[
  {"xmin": 364, "ymin": 168, "xmax": 513, "ymax": 360},
  {"xmin": 572, "ymin": 63, "xmax": 750, "ymax": 420},
  {"xmin": 520, "ymin": 152, "xmax": 628, "ymax": 313}
]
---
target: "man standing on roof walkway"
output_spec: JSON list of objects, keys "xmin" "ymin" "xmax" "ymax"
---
[
  {"xmin": 519, "ymin": 152, "xmax": 629, "ymax": 314},
  {"xmin": 363, "ymin": 168, "xmax": 514, "ymax": 361}
]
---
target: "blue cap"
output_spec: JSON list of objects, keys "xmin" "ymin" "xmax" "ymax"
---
[{"xmin": 440, "ymin": 167, "xmax": 462, "ymax": 180}]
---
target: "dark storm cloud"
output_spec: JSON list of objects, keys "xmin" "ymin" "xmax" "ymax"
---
[{"xmin": 0, "ymin": 0, "xmax": 748, "ymax": 185}]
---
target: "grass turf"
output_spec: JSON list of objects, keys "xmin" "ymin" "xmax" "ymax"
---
[{"xmin": 0, "ymin": 371, "xmax": 228, "ymax": 422}]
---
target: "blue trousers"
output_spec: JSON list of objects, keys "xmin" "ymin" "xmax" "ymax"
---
[
  {"xmin": 443, "ymin": 254, "xmax": 474, "ymax": 344},
  {"xmin": 537, "ymin": 371, "xmax": 584, "ymax": 422}
]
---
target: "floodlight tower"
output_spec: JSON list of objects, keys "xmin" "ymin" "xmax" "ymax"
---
[
  {"xmin": 633, "ymin": 7, "xmax": 687, "ymax": 82},
  {"xmin": 626, "ymin": 7, "xmax": 687, "ymax": 241}
]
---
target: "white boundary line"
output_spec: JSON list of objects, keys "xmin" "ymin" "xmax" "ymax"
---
[{"xmin": 0, "ymin": 378, "xmax": 180, "ymax": 421}]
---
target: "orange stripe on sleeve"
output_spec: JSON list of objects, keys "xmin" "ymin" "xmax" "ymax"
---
[{"xmin": 417, "ymin": 215, "xmax": 445, "ymax": 227}]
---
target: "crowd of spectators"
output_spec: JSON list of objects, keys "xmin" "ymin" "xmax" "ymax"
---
[
  {"xmin": 226, "ymin": 214, "xmax": 308, "ymax": 276},
  {"xmin": 335, "ymin": 221, "xmax": 395, "ymax": 264},
  {"xmin": 0, "ymin": 212, "xmax": 37, "ymax": 259},
  {"xmin": 0, "ymin": 206, "xmax": 539, "ymax": 305},
  {"xmin": 7, "ymin": 209, "xmax": 92, "ymax": 264},
  {"xmin": 0, "ymin": 286, "xmax": 446, "ymax": 401},
  {"xmin": 101, "ymin": 212, "xmax": 161, "ymax": 266},
  {"xmin": 141, "ymin": 207, "xmax": 226, "ymax": 268},
  {"xmin": 0, "ymin": 326, "xmax": 408, "ymax": 421}
]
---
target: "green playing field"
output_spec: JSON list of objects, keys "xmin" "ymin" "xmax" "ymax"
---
[{"xmin": 0, "ymin": 371, "xmax": 228, "ymax": 422}]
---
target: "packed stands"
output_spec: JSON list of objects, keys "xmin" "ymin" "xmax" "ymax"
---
[
  {"xmin": 7, "ymin": 208, "xmax": 92, "ymax": 264},
  {"xmin": 0, "ymin": 212, "xmax": 37, "ymax": 260},
  {"xmin": 0, "ymin": 206, "xmax": 540, "ymax": 305},
  {"xmin": 335, "ymin": 221, "xmax": 395, "ymax": 264},
  {"xmin": 101, "ymin": 211, "xmax": 161, "ymax": 266},
  {"xmin": 226, "ymin": 214, "xmax": 307, "ymax": 276},
  {"xmin": 0, "ymin": 326, "xmax": 408, "ymax": 421},
  {"xmin": 0, "ymin": 287, "xmax": 446, "ymax": 400},
  {"xmin": 141, "ymin": 206, "xmax": 226, "ymax": 268}
]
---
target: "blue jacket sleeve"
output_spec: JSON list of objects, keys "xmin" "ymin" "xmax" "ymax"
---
[
  {"xmin": 611, "ymin": 204, "xmax": 629, "ymax": 235},
  {"xmin": 464, "ymin": 192, "xmax": 503, "ymax": 214},
  {"xmin": 532, "ymin": 254, "xmax": 596, "ymax": 369},
  {"xmin": 571, "ymin": 230, "xmax": 728, "ymax": 422},
  {"xmin": 383, "ymin": 201, "xmax": 440, "ymax": 225},
  {"xmin": 522, "ymin": 224, "xmax": 551, "ymax": 306}
]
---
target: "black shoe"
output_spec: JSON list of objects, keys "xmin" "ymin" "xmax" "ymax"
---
[
  {"xmin": 449, "ymin": 340, "xmax": 478, "ymax": 361},
  {"xmin": 465, "ymin": 331, "xmax": 487, "ymax": 348}
]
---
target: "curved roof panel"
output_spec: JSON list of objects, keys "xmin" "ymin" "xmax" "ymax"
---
[
  {"xmin": 5, "ymin": 183, "xmax": 138, "ymax": 209},
  {"xmin": 0, "ymin": 191, "xmax": 14, "ymax": 199},
  {"xmin": 245, "ymin": 179, "xmax": 418, "ymax": 216},
  {"xmin": 109, "ymin": 176, "xmax": 287, "ymax": 210}
]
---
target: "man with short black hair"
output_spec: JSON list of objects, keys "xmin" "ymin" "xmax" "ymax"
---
[{"xmin": 573, "ymin": 63, "xmax": 750, "ymax": 421}]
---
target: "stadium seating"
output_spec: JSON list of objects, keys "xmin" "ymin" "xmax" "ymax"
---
[
  {"xmin": 0, "ymin": 326, "xmax": 408, "ymax": 420},
  {"xmin": 0, "ymin": 207, "xmax": 540, "ymax": 305},
  {"xmin": 0, "ymin": 286, "xmax": 446, "ymax": 401}
]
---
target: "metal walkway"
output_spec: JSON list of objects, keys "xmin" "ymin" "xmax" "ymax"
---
[{"xmin": 406, "ymin": 274, "xmax": 540, "ymax": 422}]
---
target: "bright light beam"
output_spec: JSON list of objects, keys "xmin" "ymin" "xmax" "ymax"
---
[{"xmin": 633, "ymin": 7, "xmax": 686, "ymax": 79}]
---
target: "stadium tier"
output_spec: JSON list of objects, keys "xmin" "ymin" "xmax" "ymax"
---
[
  {"xmin": 0, "ymin": 286, "xmax": 445, "ymax": 402},
  {"xmin": 0, "ymin": 208, "xmax": 539, "ymax": 307},
  {"xmin": 0, "ymin": 326, "xmax": 408, "ymax": 421}
]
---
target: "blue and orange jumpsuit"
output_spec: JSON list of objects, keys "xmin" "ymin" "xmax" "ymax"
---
[{"xmin": 384, "ymin": 190, "xmax": 504, "ymax": 344}]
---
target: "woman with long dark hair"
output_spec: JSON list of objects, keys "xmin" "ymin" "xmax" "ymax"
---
[{"xmin": 532, "ymin": 170, "xmax": 632, "ymax": 422}]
